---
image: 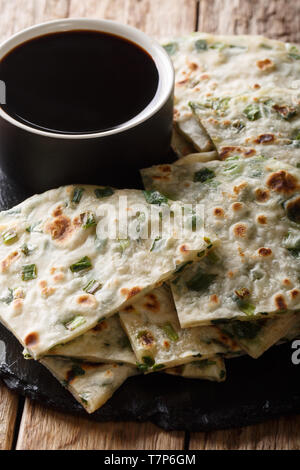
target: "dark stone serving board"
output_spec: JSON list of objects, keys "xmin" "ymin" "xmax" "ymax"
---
[{"xmin": 0, "ymin": 166, "xmax": 300, "ymax": 432}]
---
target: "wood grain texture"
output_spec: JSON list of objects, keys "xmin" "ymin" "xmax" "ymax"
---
[
  {"xmin": 0, "ymin": 0, "xmax": 70, "ymax": 41},
  {"xmin": 16, "ymin": 400, "xmax": 184, "ymax": 450},
  {"xmin": 0, "ymin": 380, "xmax": 19, "ymax": 450},
  {"xmin": 69, "ymin": 0, "xmax": 197, "ymax": 38},
  {"xmin": 189, "ymin": 414, "xmax": 300, "ymax": 450},
  {"xmin": 198, "ymin": 0, "xmax": 300, "ymax": 42}
]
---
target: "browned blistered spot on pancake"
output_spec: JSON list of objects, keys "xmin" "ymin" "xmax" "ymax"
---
[
  {"xmin": 200, "ymin": 74, "xmax": 210, "ymax": 80},
  {"xmin": 255, "ymin": 188, "xmax": 270, "ymax": 202},
  {"xmin": 233, "ymin": 223, "xmax": 247, "ymax": 238},
  {"xmin": 238, "ymin": 247, "xmax": 245, "ymax": 259},
  {"xmin": 214, "ymin": 207, "xmax": 224, "ymax": 217},
  {"xmin": 53, "ymin": 272, "xmax": 65, "ymax": 282},
  {"xmin": 254, "ymin": 133, "xmax": 275, "ymax": 144},
  {"xmin": 139, "ymin": 331, "xmax": 154, "ymax": 347},
  {"xmin": 50, "ymin": 267, "xmax": 56, "ymax": 274},
  {"xmin": 273, "ymin": 104, "xmax": 296, "ymax": 119},
  {"xmin": 144, "ymin": 293, "xmax": 160, "ymax": 312},
  {"xmin": 24, "ymin": 332, "xmax": 39, "ymax": 347},
  {"xmin": 219, "ymin": 146, "xmax": 239, "ymax": 160},
  {"xmin": 173, "ymin": 108, "xmax": 179, "ymax": 118},
  {"xmin": 1, "ymin": 250, "xmax": 19, "ymax": 272},
  {"xmin": 274, "ymin": 294, "xmax": 287, "ymax": 310},
  {"xmin": 285, "ymin": 195, "xmax": 300, "ymax": 223},
  {"xmin": 12, "ymin": 299, "xmax": 23, "ymax": 311},
  {"xmin": 152, "ymin": 175, "xmax": 170, "ymax": 181},
  {"xmin": 188, "ymin": 62, "xmax": 198, "ymax": 71},
  {"xmin": 104, "ymin": 370, "xmax": 113, "ymax": 377},
  {"xmin": 232, "ymin": 202, "xmax": 243, "ymax": 211},
  {"xmin": 257, "ymin": 215, "xmax": 267, "ymax": 224},
  {"xmin": 256, "ymin": 58, "xmax": 273, "ymax": 70},
  {"xmin": 180, "ymin": 244, "xmax": 188, "ymax": 253},
  {"xmin": 210, "ymin": 294, "xmax": 219, "ymax": 303},
  {"xmin": 77, "ymin": 294, "xmax": 96, "ymax": 306},
  {"xmin": 73, "ymin": 214, "xmax": 84, "ymax": 227},
  {"xmin": 235, "ymin": 288, "xmax": 250, "ymax": 299},
  {"xmin": 291, "ymin": 289, "xmax": 300, "ymax": 299},
  {"xmin": 227, "ymin": 271, "xmax": 235, "ymax": 278},
  {"xmin": 253, "ymin": 83, "xmax": 261, "ymax": 89},
  {"xmin": 223, "ymin": 120, "xmax": 231, "ymax": 126},
  {"xmin": 283, "ymin": 278, "xmax": 292, "ymax": 286},
  {"xmin": 92, "ymin": 320, "xmax": 108, "ymax": 332},
  {"xmin": 233, "ymin": 182, "xmax": 248, "ymax": 195},
  {"xmin": 244, "ymin": 148, "xmax": 256, "ymax": 157},
  {"xmin": 163, "ymin": 340, "xmax": 170, "ymax": 349},
  {"xmin": 176, "ymin": 78, "xmax": 189, "ymax": 85},
  {"xmin": 184, "ymin": 182, "xmax": 191, "ymax": 188},
  {"xmin": 39, "ymin": 280, "xmax": 47, "ymax": 289},
  {"xmin": 52, "ymin": 205, "xmax": 63, "ymax": 217},
  {"xmin": 41, "ymin": 287, "xmax": 55, "ymax": 298},
  {"xmin": 121, "ymin": 286, "xmax": 142, "ymax": 300},
  {"xmin": 45, "ymin": 215, "xmax": 72, "ymax": 241},
  {"xmin": 266, "ymin": 171, "xmax": 298, "ymax": 195},
  {"xmin": 158, "ymin": 165, "xmax": 171, "ymax": 173},
  {"xmin": 258, "ymin": 247, "xmax": 272, "ymax": 257},
  {"xmin": 217, "ymin": 330, "xmax": 239, "ymax": 351},
  {"xmin": 123, "ymin": 305, "xmax": 135, "ymax": 313}
]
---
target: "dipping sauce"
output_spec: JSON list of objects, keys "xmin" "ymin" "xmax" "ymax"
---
[{"xmin": 0, "ymin": 30, "xmax": 159, "ymax": 134}]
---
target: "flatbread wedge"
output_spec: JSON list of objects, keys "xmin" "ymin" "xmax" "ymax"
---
[
  {"xmin": 163, "ymin": 33, "xmax": 300, "ymax": 167},
  {"xmin": 0, "ymin": 185, "xmax": 215, "ymax": 358},
  {"xmin": 41, "ymin": 357, "xmax": 137, "ymax": 413},
  {"xmin": 218, "ymin": 312, "xmax": 300, "ymax": 358},
  {"xmin": 142, "ymin": 156, "xmax": 300, "ymax": 326},
  {"xmin": 119, "ymin": 284, "xmax": 240, "ymax": 372},
  {"xmin": 46, "ymin": 315, "xmax": 136, "ymax": 365},
  {"xmin": 165, "ymin": 357, "xmax": 226, "ymax": 381}
]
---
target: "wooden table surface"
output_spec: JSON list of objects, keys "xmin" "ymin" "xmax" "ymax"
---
[{"xmin": 1, "ymin": 0, "xmax": 300, "ymax": 450}]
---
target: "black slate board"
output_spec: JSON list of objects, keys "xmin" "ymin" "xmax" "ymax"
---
[{"xmin": 0, "ymin": 167, "xmax": 300, "ymax": 432}]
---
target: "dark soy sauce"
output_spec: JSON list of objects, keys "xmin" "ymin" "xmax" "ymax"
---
[{"xmin": 0, "ymin": 30, "xmax": 159, "ymax": 134}]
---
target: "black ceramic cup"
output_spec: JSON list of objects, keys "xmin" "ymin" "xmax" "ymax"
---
[{"xmin": 0, "ymin": 19, "xmax": 174, "ymax": 192}]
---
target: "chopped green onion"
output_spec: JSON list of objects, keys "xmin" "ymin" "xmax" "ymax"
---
[
  {"xmin": 70, "ymin": 364, "xmax": 85, "ymax": 377},
  {"xmin": 72, "ymin": 187, "xmax": 84, "ymax": 204},
  {"xmin": 25, "ymin": 221, "xmax": 42, "ymax": 233},
  {"xmin": 193, "ymin": 167, "xmax": 215, "ymax": 183},
  {"xmin": 209, "ymin": 42, "xmax": 225, "ymax": 50},
  {"xmin": 150, "ymin": 237, "xmax": 162, "ymax": 252},
  {"xmin": 0, "ymin": 288, "xmax": 14, "ymax": 304},
  {"xmin": 143, "ymin": 190, "xmax": 168, "ymax": 205},
  {"xmin": 174, "ymin": 261, "xmax": 192, "ymax": 274},
  {"xmin": 152, "ymin": 364, "xmax": 165, "ymax": 371},
  {"xmin": 64, "ymin": 315, "xmax": 86, "ymax": 331},
  {"xmin": 70, "ymin": 256, "xmax": 92, "ymax": 273},
  {"xmin": 83, "ymin": 279, "xmax": 102, "ymax": 294},
  {"xmin": 118, "ymin": 239, "xmax": 130, "ymax": 253},
  {"xmin": 21, "ymin": 243, "xmax": 35, "ymax": 256},
  {"xmin": 192, "ymin": 359, "xmax": 216, "ymax": 368},
  {"xmin": 136, "ymin": 362, "xmax": 149, "ymax": 372},
  {"xmin": 163, "ymin": 42, "xmax": 178, "ymax": 55},
  {"xmin": 162, "ymin": 323, "xmax": 179, "ymax": 342},
  {"xmin": 2, "ymin": 229, "xmax": 18, "ymax": 245},
  {"xmin": 22, "ymin": 264, "xmax": 37, "ymax": 281},
  {"xmin": 230, "ymin": 320, "xmax": 263, "ymax": 339},
  {"xmin": 195, "ymin": 39, "xmax": 208, "ymax": 51},
  {"xmin": 186, "ymin": 268, "xmax": 217, "ymax": 292},
  {"xmin": 233, "ymin": 297, "xmax": 256, "ymax": 316},
  {"xmin": 94, "ymin": 187, "xmax": 114, "ymax": 198},
  {"xmin": 82, "ymin": 211, "xmax": 96, "ymax": 229},
  {"xmin": 142, "ymin": 356, "xmax": 155, "ymax": 367},
  {"xmin": 243, "ymin": 103, "xmax": 261, "ymax": 121}
]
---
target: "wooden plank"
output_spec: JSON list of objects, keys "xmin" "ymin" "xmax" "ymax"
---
[
  {"xmin": 69, "ymin": 0, "xmax": 197, "ymax": 38},
  {"xmin": 0, "ymin": 380, "xmax": 19, "ymax": 450},
  {"xmin": 197, "ymin": 0, "xmax": 300, "ymax": 42},
  {"xmin": 11, "ymin": 0, "xmax": 197, "ymax": 450},
  {"xmin": 189, "ymin": 414, "xmax": 300, "ymax": 450},
  {"xmin": 0, "ymin": 0, "xmax": 70, "ymax": 41},
  {"xmin": 16, "ymin": 400, "xmax": 184, "ymax": 450}
]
